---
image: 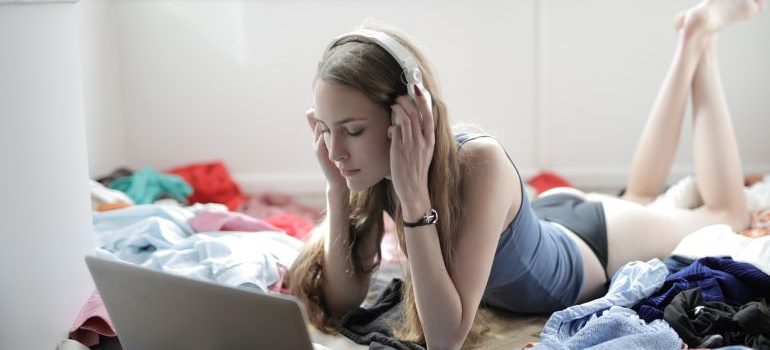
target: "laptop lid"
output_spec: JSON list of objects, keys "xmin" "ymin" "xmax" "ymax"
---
[{"xmin": 85, "ymin": 255, "xmax": 314, "ymax": 350}]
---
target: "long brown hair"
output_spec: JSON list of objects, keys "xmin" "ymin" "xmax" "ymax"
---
[{"xmin": 287, "ymin": 21, "xmax": 488, "ymax": 346}]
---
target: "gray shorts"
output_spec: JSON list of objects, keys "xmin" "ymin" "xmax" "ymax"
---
[{"xmin": 532, "ymin": 193, "xmax": 609, "ymax": 272}]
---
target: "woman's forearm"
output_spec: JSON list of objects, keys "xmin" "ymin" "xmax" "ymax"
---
[
  {"xmin": 402, "ymin": 195, "xmax": 465, "ymax": 349},
  {"xmin": 321, "ymin": 186, "xmax": 375, "ymax": 316}
]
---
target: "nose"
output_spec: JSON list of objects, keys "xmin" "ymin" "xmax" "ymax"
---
[{"xmin": 325, "ymin": 132, "xmax": 349, "ymax": 162}]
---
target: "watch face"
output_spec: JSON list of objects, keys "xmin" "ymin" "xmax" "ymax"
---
[{"xmin": 427, "ymin": 209, "xmax": 438, "ymax": 223}]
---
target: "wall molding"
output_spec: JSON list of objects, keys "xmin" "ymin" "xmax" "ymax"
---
[{"xmin": 234, "ymin": 163, "xmax": 770, "ymax": 206}]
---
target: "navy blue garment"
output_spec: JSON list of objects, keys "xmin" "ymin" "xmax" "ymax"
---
[
  {"xmin": 662, "ymin": 255, "xmax": 696, "ymax": 275},
  {"xmin": 633, "ymin": 256, "xmax": 770, "ymax": 323},
  {"xmin": 384, "ymin": 132, "xmax": 585, "ymax": 314},
  {"xmin": 455, "ymin": 132, "xmax": 584, "ymax": 314}
]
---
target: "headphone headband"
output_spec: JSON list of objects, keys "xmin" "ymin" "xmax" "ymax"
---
[{"xmin": 324, "ymin": 29, "xmax": 423, "ymax": 86}]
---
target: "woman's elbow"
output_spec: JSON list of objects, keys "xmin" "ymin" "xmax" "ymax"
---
[
  {"xmin": 424, "ymin": 325, "xmax": 470, "ymax": 350},
  {"xmin": 425, "ymin": 338, "xmax": 464, "ymax": 350}
]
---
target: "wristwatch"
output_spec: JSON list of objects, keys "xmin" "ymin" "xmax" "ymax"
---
[{"xmin": 403, "ymin": 209, "xmax": 439, "ymax": 228}]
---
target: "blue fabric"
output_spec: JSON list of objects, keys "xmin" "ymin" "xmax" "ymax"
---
[
  {"xmin": 535, "ymin": 307, "xmax": 682, "ymax": 350},
  {"xmin": 109, "ymin": 166, "xmax": 192, "ymax": 204},
  {"xmin": 454, "ymin": 132, "xmax": 584, "ymax": 314},
  {"xmin": 93, "ymin": 204, "xmax": 302, "ymax": 292},
  {"xmin": 538, "ymin": 259, "xmax": 669, "ymax": 344},
  {"xmin": 633, "ymin": 256, "xmax": 770, "ymax": 322}
]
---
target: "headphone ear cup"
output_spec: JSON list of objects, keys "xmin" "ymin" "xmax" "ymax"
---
[{"xmin": 407, "ymin": 82, "xmax": 417, "ymax": 102}]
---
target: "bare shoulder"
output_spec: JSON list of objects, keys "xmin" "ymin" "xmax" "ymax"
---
[
  {"xmin": 457, "ymin": 137, "xmax": 522, "ymax": 225},
  {"xmin": 458, "ymin": 137, "xmax": 520, "ymax": 186}
]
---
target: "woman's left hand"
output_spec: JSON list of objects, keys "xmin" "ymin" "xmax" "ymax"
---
[{"xmin": 388, "ymin": 85, "xmax": 435, "ymax": 214}]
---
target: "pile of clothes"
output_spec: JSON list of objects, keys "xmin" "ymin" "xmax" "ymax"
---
[{"xmin": 72, "ymin": 161, "xmax": 324, "ymax": 347}]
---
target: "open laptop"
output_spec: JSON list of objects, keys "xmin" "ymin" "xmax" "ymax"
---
[{"xmin": 85, "ymin": 255, "xmax": 324, "ymax": 350}]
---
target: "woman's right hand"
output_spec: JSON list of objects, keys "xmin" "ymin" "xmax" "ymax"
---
[{"xmin": 306, "ymin": 108, "xmax": 348, "ymax": 192}]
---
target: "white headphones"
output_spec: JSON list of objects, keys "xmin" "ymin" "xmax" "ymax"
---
[{"xmin": 324, "ymin": 29, "xmax": 431, "ymax": 126}]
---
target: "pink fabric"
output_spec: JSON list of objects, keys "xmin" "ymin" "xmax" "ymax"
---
[
  {"xmin": 268, "ymin": 264, "xmax": 291, "ymax": 295},
  {"xmin": 68, "ymin": 291, "xmax": 116, "ymax": 347},
  {"xmin": 381, "ymin": 213, "xmax": 405, "ymax": 264},
  {"xmin": 189, "ymin": 211, "xmax": 281, "ymax": 233},
  {"xmin": 239, "ymin": 192, "xmax": 323, "ymax": 223}
]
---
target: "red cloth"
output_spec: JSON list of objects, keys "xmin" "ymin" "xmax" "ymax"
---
[
  {"xmin": 264, "ymin": 213, "xmax": 314, "ymax": 241},
  {"xmin": 527, "ymin": 171, "xmax": 573, "ymax": 195},
  {"xmin": 166, "ymin": 161, "xmax": 245, "ymax": 211},
  {"xmin": 68, "ymin": 291, "xmax": 116, "ymax": 347}
]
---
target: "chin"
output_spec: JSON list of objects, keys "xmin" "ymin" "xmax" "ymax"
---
[{"xmin": 346, "ymin": 176, "xmax": 382, "ymax": 192}]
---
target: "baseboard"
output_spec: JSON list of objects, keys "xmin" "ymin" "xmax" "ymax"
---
[{"xmin": 234, "ymin": 164, "xmax": 770, "ymax": 207}]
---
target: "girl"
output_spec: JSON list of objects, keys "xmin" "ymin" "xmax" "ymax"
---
[{"xmin": 288, "ymin": 0, "xmax": 766, "ymax": 348}]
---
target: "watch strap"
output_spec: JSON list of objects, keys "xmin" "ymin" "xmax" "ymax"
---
[{"xmin": 403, "ymin": 208, "xmax": 439, "ymax": 228}]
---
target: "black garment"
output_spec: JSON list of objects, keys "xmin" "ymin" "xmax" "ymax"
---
[
  {"xmin": 663, "ymin": 288, "xmax": 770, "ymax": 349},
  {"xmin": 96, "ymin": 167, "xmax": 134, "ymax": 187},
  {"xmin": 338, "ymin": 279, "xmax": 426, "ymax": 350},
  {"xmin": 530, "ymin": 193, "xmax": 609, "ymax": 271}
]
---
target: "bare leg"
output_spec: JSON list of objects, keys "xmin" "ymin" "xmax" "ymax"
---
[
  {"xmin": 597, "ymin": 0, "xmax": 765, "ymax": 276},
  {"xmin": 622, "ymin": 0, "xmax": 765, "ymax": 205},
  {"xmin": 622, "ymin": 28, "xmax": 706, "ymax": 204},
  {"xmin": 690, "ymin": 38, "xmax": 750, "ymax": 230}
]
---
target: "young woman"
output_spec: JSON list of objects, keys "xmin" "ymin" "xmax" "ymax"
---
[{"xmin": 288, "ymin": 0, "xmax": 766, "ymax": 348}]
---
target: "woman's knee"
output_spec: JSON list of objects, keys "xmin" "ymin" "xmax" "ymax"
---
[{"xmin": 713, "ymin": 207, "xmax": 751, "ymax": 232}]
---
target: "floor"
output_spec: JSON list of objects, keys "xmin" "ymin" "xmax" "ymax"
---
[
  {"xmin": 88, "ymin": 308, "xmax": 546, "ymax": 350},
  {"xmin": 310, "ymin": 307, "xmax": 547, "ymax": 350}
]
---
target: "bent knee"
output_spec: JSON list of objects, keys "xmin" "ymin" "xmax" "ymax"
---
[{"xmin": 706, "ymin": 207, "xmax": 751, "ymax": 232}]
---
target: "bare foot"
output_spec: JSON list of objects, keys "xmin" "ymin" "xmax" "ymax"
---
[{"xmin": 677, "ymin": 0, "xmax": 765, "ymax": 34}]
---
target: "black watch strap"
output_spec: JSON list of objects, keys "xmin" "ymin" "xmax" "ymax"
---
[{"xmin": 403, "ymin": 209, "xmax": 439, "ymax": 228}]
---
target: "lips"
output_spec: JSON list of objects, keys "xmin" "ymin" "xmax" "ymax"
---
[{"xmin": 339, "ymin": 168, "xmax": 360, "ymax": 176}]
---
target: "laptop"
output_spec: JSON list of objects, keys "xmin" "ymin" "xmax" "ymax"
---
[{"xmin": 85, "ymin": 255, "xmax": 323, "ymax": 350}]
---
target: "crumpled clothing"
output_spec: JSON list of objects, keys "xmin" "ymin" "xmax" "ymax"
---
[
  {"xmin": 263, "ymin": 213, "xmax": 315, "ymax": 241},
  {"xmin": 744, "ymin": 208, "xmax": 770, "ymax": 238},
  {"xmin": 92, "ymin": 204, "xmax": 301, "ymax": 291},
  {"xmin": 167, "ymin": 161, "xmax": 245, "ymax": 211},
  {"xmin": 663, "ymin": 288, "xmax": 770, "ymax": 349},
  {"xmin": 67, "ymin": 291, "xmax": 115, "ymax": 347},
  {"xmin": 338, "ymin": 279, "xmax": 425, "ymax": 350},
  {"xmin": 96, "ymin": 167, "xmax": 133, "ymax": 187},
  {"xmin": 633, "ymin": 256, "xmax": 770, "ymax": 323},
  {"xmin": 239, "ymin": 191, "xmax": 323, "ymax": 222},
  {"xmin": 93, "ymin": 205, "xmax": 195, "ymax": 264},
  {"xmin": 189, "ymin": 210, "xmax": 280, "ymax": 233},
  {"xmin": 671, "ymin": 224, "xmax": 770, "ymax": 276},
  {"xmin": 535, "ymin": 307, "xmax": 682, "ymax": 350},
  {"xmin": 538, "ymin": 259, "xmax": 668, "ymax": 344},
  {"xmin": 527, "ymin": 171, "xmax": 573, "ymax": 195},
  {"xmin": 90, "ymin": 179, "xmax": 134, "ymax": 209},
  {"xmin": 109, "ymin": 166, "xmax": 192, "ymax": 205}
]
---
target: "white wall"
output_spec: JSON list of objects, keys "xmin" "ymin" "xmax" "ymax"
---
[
  {"xmin": 109, "ymin": 0, "xmax": 536, "ymax": 198},
  {"xmin": 540, "ymin": 0, "xmax": 770, "ymax": 186},
  {"xmin": 0, "ymin": 2, "xmax": 95, "ymax": 349},
  {"xmin": 87, "ymin": 0, "xmax": 770, "ymax": 199},
  {"xmin": 81, "ymin": 0, "xmax": 128, "ymax": 178}
]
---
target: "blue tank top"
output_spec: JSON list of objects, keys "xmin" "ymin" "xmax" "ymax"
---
[{"xmin": 455, "ymin": 132, "xmax": 583, "ymax": 314}]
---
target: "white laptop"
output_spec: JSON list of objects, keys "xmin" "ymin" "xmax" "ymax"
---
[{"xmin": 85, "ymin": 255, "xmax": 325, "ymax": 350}]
